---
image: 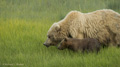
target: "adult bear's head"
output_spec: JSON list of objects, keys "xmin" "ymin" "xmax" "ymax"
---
[{"xmin": 43, "ymin": 23, "xmax": 68, "ymax": 47}]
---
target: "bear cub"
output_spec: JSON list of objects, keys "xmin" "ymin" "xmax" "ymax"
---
[{"xmin": 58, "ymin": 38, "xmax": 101, "ymax": 53}]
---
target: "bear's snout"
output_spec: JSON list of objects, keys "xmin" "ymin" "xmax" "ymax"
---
[
  {"xmin": 58, "ymin": 47, "xmax": 63, "ymax": 50},
  {"xmin": 58, "ymin": 47, "xmax": 60, "ymax": 49},
  {"xmin": 43, "ymin": 43, "xmax": 50, "ymax": 48}
]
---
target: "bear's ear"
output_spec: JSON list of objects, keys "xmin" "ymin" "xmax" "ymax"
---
[
  {"xmin": 55, "ymin": 23, "xmax": 60, "ymax": 31},
  {"xmin": 64, "ymin": 38, "xmax": 68, "ymax": 42}
]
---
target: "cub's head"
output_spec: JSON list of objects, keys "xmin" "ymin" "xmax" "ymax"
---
[
  {"xmin": 43, "ymin": 23, "xmax": 66, "ymax": 47},
  {"xmin": 58, "ymin": 38, "xmax": 69, "ymax": 50}
]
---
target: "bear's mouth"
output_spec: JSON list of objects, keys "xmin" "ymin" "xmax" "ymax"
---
[
  {"xmin": 46, "ymin": 45, "xmax": 49, "ymax": 48},
  {"xmin": 58, "ymin": 47, "xmax": 63, "ymax": 50},
  {"xmin": 43, "ymin": 44, "xmax": 50, "ymax": 48}
]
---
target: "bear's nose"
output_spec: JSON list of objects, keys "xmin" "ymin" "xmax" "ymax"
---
[
  {"xmin": 58, "ymin": 47, "xmax": 61, "ymax": 49},
  {"xmin": 43, "ymin": 43, "xmax": 49, "ymax": 47},
  {"xmin": 43, "ymin": 43, "xmax": 46, "ymax": 46}
]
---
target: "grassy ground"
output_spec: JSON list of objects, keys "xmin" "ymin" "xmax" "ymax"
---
[{"xmin": 0, "ymin": 0, "xmax": 120, "ymax": 67}]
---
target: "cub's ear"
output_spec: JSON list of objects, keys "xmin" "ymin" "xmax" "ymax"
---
[{"xmin": 64, "ymin": 38, "xmax": 68, "ymax": 42}]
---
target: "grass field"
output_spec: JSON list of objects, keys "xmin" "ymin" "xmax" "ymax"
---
[{"xmin": 0, "ymin": 0, "xmax": 120, "ymax": 67}]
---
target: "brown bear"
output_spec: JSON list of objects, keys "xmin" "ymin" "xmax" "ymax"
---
[
  {"xmin": 44, "ymin": 9, "xmax": 120, "ymax": 47},
  {"xmin": 58, "ymin": 38, "xmax": 101, "ymax": 52}
]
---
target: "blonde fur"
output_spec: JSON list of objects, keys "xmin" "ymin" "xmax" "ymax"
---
[{"xmin": 48, "ymin": 9, "xmax": 120, "ymax": 46}]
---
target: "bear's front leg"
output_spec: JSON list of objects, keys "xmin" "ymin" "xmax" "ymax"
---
[{"xmin": 76, "ymin": 33, "xmax": 84, "ymax": 39}]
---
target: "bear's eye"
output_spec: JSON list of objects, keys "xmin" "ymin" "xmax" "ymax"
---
[{"xmin": 48, "ymin": 36, "xmax": 50, "ymax": 38}]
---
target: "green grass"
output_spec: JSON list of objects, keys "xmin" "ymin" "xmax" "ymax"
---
[{"xmin": 0, "ymin": 0, "xmax": 120, "ymax": 67}]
